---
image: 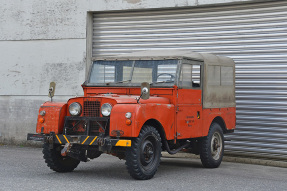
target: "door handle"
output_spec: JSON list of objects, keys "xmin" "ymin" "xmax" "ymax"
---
[{"xmin": 197, "ymin": 111, "xmax": 200, "ymax": 119}]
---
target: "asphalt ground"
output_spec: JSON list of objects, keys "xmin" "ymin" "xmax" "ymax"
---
[{"xmin": 1, "ymin": 145, "xmax": 286, "ymax": 191}]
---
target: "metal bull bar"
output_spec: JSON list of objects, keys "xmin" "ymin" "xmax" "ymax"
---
[{"xmin": 27, "ymin": 133, "xmax": 131, "ymax": 147}]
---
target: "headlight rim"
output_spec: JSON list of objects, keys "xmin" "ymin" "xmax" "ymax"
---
[
  {"xmin": 101, "ymin": 103, "xmax": 113, "ymax": 117},
  {"xmin": 69, "ymin": 102, "xmax": 82, "ymax": 116}
]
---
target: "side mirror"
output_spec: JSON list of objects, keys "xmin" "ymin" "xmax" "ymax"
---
[
  {"xmin": 141, "ymin": 82, "xmax": 150, "ymax": 100},
  {"xmin": 48, "ymin": 82, "xmax": 56, "ymax": 101}
]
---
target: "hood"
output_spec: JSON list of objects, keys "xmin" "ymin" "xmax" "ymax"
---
[{"xmin": 92, "ymin": 94, "xmax": 170, "ymax": 104}]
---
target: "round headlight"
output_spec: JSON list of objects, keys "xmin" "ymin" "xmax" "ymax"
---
[
  {"xmin": 69, "ymin": 102, "xmax": 82, "ymax": 116},
  {"xmin": 101, "ymin": 103, "xmax": 112, "ymax": 117}
]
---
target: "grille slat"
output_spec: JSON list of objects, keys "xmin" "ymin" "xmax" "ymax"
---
[{"xmin": 83, "ymin": 101, "xmax": 100, "ymax": 117}]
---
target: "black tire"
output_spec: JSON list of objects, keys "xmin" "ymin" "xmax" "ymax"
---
[
  {"xmin": 42, "ymin": 143, "xmax": 80, "ymax": 172},
  {"xmin": 87, "ymin": 150, "xmax": 102, "ymax": 159},
  {"xmin": 125, "ymin": 125, "xmax": 162, "ymax": 180},
  {"xmin": 200, "ymin": 123, "xmax": 224, "ymax": 168}
]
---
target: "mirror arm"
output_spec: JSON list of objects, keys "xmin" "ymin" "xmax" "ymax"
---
[
  {"xmin": 49, "ymin": 87, "xmax": 53, "ymax": 102},
  {"xmin": 136, "ymin": 92, "xmax": 143, "ymax": 104}
]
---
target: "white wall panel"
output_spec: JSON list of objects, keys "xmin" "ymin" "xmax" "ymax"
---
[
  {"xmin": 0, "ymin": 39, "xmax": 86, "ymax": 96},
  {"xmin": 0, "ymin": 0, "xmax": 86, "ymax": 40},
  {"xmin": 0, "ymin": 96, "xmax": 73, "ymax": 143},
  {"xmin": 0, "ymin": 0, "xmax": 250, "ymax": 41}
]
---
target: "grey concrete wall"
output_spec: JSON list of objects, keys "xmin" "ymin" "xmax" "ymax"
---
[{"xmin": 0, "ymin": 0, "xmax": 257, "ymax": 144}]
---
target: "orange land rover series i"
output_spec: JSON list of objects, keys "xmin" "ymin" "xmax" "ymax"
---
[{"xmin": 27, "ymin": 50, "xmax": 236, "ymax": 180}]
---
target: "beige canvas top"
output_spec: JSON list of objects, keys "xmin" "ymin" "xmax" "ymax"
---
[
  {"xmin": 95, "ymin": 50, "xmax": 236, "ymax": 109},
  {"xmin": 95, "ymin": 49, "xmax": 234, "ymax": 67}
]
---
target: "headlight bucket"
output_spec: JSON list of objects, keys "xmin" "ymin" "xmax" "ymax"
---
[
  {"xmin": 69, "ymin": 102, "xmax": 82, "ymax": 116},
  {"xmin": 101, "ymin": 103, "xmax": 112, "ymax": 117}
]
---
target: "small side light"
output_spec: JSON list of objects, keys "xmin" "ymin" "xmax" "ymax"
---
[
  {"xmin": 125, "ymin": 112, "xmax": 132, "ymax": 119},
  {"xmin": 126, "ymin": 119, "xmax": 132, "ymax": 126},
  {"xmin": 39, "ymin": 117, "xmax": 45, "ymax": 123},
  {"xmin": 40, "ymin": 110, "xmax": 46, "ymax": 116}
]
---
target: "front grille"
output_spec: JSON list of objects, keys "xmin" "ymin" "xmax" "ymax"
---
[
  {"xmin": 65, "ymin": 119, "xmax": 86, "ymax": 135},
  {"xmin": 64, "ymin": 116, "xmax": 109, "ymax": 136},
  {"xmin": 90, "ymin": 121, "xmax": 106, "ymax": 135},
  {"xmin": 83, "ymin": 101, "xmax": 100, "ymax": 117}
]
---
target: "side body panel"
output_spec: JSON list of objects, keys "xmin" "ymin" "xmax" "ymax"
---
[
  {"xmin": 110, "ymin": 103, "xmax": 175, "ymax": 140},
  {"xmin": 176, "ymin": 90, "xmax": 236, "ymax": 139},
  {"xmin": 176, "ymin": 89, "xmax": 202, "ymax": 139},
  {"xmin": 201, "ymin": 107, "xmax": 236, "ymax": 137}
]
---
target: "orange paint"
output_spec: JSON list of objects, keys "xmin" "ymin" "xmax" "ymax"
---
[
  {"xmin": 36, "ymin": 86, "xmax": 235, "ymax": 141},
  {"xmin": 36, "ymin": 102, "xmax": 67, "ymax": 134}
]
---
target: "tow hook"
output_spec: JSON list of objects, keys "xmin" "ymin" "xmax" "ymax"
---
[
  {"xmin": 97, "ymin": 137, "xmax": 106, "ymax": 147},
  {"xmin": 61, "ymin": 143, "xmax": 72, "ymax": 156}
]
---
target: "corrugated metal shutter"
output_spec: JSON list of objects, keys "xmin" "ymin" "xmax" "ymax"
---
[{"xmin": 92, "ymin": 1, "xmax": 287, "ymax": 159}]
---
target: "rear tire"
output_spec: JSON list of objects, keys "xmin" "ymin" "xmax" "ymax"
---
[
  {"xmin": 43, "ymin": 143, "xmax": 80, "ymax": 172},
  {"xmin": 125, "ymin": 125, "xmax": 162, "ymax": 180},
  {"xmin": 200, "ymin": 123, "xmax": 224, "ymax": 168}
]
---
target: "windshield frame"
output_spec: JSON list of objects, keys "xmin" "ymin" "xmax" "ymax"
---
[{"xmin": 85, "ymin": 58, "xmax": 197, "ymax": 87}]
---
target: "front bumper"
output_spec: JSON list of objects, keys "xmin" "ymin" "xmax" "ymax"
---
[{"xmin": 27, "ymin": 133, "xmax": 131, "ymax": 147}]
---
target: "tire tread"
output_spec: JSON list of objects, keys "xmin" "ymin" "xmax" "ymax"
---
[
  {"xmin": 42, "ymin": 143, "xmax": 80, "ymax": 172},
  {"xmin": 125, "ymin": 125, "xmax": 162, "ymax": 180},
  {"xmin": 200, "ymin": 123, "xmax": 224, "ymax": 168}
]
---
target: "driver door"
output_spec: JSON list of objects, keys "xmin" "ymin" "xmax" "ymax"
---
[{"xmin": 176, "ymin": 60, "xmax": 203, "ymax": 139}]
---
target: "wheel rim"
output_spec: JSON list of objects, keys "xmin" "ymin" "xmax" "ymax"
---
[
  {"xmin": 210, "ymin": 132, "xmax": 223, "ymax": 160},
  {"xmin": 140, "ymin": 138, "xmax": 156, "ymax": 170}
]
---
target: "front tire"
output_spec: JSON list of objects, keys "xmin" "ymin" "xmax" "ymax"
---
[
  {"xmin": 200, "ymin": 123, "xmax": 224, "ymax": 168},
  {"xmin": 125, "ymin": 125, "xmax": 162, "ymax": 180},
  {"xmin": 43, "ymin": 143, "xmax": 80, "ymax": 172}
]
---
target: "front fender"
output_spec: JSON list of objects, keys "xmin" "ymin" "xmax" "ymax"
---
[
  {"xmin": 36, "ymin": 102, "xmax": 67, "ymax": 134},
  {"xmin": 110, "ymin": 103, "xmax": 175, "ymax": 139}
]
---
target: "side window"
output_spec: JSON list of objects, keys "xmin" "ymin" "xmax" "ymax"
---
[
  {"xmin": 207, "ymin": 65, "xmax": 234, "ymax": 86},
  {"xmin": 179, "ymin": 63, "xmax": 201, "ymax": 89},
  {"xmin": 221, "ymin": 66, "xmax": 233, "ymax": 86}
]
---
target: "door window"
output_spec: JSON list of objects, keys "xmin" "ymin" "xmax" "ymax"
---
[{"xmin": 179, "ymin": 62, "xmax": 202, "ymax": 89}]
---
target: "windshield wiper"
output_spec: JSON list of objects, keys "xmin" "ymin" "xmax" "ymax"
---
[
  {"xmin": 106, "ymin": 80, "xmax": 131, "ymax": 85},
  {"xmin": 150, "ymin": 80, "xmax": 174, "ymax": 85},
  {"xmin": 116, "ymin": 79, "xmax": 131, "ymax": 84}
]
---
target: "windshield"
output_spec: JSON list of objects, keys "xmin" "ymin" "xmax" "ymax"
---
[{"xmin": 88, "ymin": 60, "xmax": 178, "ymax": 86}]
